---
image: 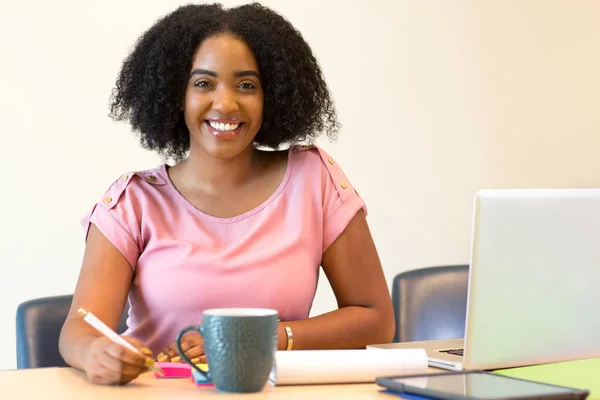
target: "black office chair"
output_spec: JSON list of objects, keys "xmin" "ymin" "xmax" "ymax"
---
[
  {"xmin": 392, "ymin": 264, "xmax": 469, "ymax": 343},
  {"xmin": 16, "ymin": 295, "xmax": 129, "ymax": 368}
]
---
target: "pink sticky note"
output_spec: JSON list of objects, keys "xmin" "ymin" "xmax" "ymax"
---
[{"xmin": 154, "ymin": 362, "xmax": 192, "ymax": 379}]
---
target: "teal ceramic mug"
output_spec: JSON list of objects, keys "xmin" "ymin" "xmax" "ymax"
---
[{"xmin": 176, "ymin": 308, "xmax": 278, "ymax": 393}]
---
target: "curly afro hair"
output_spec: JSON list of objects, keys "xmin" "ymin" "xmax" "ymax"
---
[{"xmin": 109, "ymin": 2, "xmax": 339, "ymax": 161}]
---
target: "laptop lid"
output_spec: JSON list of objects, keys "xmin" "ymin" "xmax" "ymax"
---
[{"xmin": 463, "ymin": 189, "xmax": 600, "ymax": 370}]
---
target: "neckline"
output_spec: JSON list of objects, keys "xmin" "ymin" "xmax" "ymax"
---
[{"xmin": 161, "ymin": 147, "xmax": 294, "ymax": 224}]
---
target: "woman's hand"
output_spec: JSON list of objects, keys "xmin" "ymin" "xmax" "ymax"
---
[
  {"xmin": 83, "ymin": 336, "xmax": 152, "ymax": 385},
  {"xmin": 157, "ymin": 331, "xmax": 205, "ymax": 364}
]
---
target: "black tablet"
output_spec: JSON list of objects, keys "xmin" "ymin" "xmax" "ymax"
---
[{"xmin": 376, "ymin": 371, "xmax": 589, "ymax": 400}]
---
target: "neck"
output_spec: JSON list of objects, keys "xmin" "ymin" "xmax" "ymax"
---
[{"xmin": 181, "ymin": 143, "xmax": 259, "ymax": 194}]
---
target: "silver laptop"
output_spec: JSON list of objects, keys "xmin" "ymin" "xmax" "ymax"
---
[{"xmin": 369, "ymin": 189, "xmax": 600, "ymax": 370}]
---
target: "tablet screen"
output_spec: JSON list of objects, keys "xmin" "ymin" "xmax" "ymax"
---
[{"xmin": 393, "ymin": 372, "xmax": 579, "ymax": 399}]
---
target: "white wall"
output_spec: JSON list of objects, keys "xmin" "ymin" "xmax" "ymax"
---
[{"xmin": 1, "ymin": 0, "xmax": 599, "ymax": 370}]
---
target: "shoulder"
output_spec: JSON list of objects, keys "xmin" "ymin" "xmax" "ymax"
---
[
  {"xmin": 290, "ymin": 144, "xmax": 357, "ymax": 200},
  {"xmin": 96, "ymin": 165, "xmax": 168, "ymax": 211},
  {"xmin": 291, "ymin": 144, "xmax": 338, "ymax": 170}
]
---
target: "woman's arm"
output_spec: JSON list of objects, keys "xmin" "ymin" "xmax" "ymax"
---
[
  {"xmin": 276, "ymin": 209, "xmax": 395, "ymax": 350},
  {"xmin": 58, "ymin": 224, "xmax": 146, "ymax": 377}
]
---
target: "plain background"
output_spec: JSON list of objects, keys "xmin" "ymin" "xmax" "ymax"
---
[{"xmin": 1, "ymin": 0, "xmax": 599, "ymax": 370}]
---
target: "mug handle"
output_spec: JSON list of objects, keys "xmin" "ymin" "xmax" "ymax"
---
[{"xmin": 176, "ymin": 325, "xmax": 210, "ymax": 381}]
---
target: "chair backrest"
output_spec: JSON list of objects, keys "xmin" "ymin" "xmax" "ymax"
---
[
  {"xmin": 392, "ymin": 264, "xmax": 469, "ymax": 342},
  {"xmin": 16, "ymin": 295, "xmax": 129, "ymax": 368}
]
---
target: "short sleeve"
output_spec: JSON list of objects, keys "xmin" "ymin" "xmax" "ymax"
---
[
  {"xmin": 314, "ymin": 146, "xmax": 367, "ymax": 252},
  {"xmin": 80, "ymin": 172, "xmax": 160, "ymax": 270}
]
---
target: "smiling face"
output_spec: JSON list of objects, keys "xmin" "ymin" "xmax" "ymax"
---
[{"xmin": 182, "ymin": 33, "xmax": 264, "ymax": 159}]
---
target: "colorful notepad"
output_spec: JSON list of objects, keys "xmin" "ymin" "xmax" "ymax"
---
[
  {"xmin": 190, "ymin": 368, "xmax": 213, "ymax": 387},
  {"xmin": 495, "ymin": 358, "xmax": 600, "ymax": 398},
  {"xmin": 154, "ymin": 362, "xmax": 209, "ymax": 379}
]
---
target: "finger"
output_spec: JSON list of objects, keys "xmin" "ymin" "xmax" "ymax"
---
[
  {"xmin": 116, "ymin": 336, "xmax": 154, "ymax": 358},
  {"xmin": 158, "ymin": 341, "xmax": 200, "ymax": 363},
  {"xmin": 118, "ymin": 373, "xmax": 144, "ymax": 385},
  {"xmin": 119, "ymin": 335, "xmax": 147, "ymax": 349},
  {"xmin": 121, "ymin": 336, "xmax": 154, "ymax": 358},
  {"xmin": 179, "ymin": 332, "xmax": 203, "ymax": 351},
  {"xmin": 89, "ymin": 361, "xmax": 133, "ymax": 386},
  {"xmin": 119, "ymin": 368, "xmax": 150, "ymax": 385},
  {"xmin": 177, "ymin": 338, "xmax": 197, "ymax": 352},
  {"xmin": 99, "ymin": 350, "xmax": 147, "ymax": 377},
  {"xmin": 165, "ymin": 343, "xmax": 179, "ymax": 357},
  {"xmin": 190, "ymin": 354, "xmax": 207, "ymax": 364},
  {"xmin": 87, "ymin": 366, "xmax": 117, "ymax": 386},
  {"xmin": 109, "ymin": 336, "xmax": 154, "ymax": 362},
  {"xmin": 167, "ymin": 343, "xmax": 183, "ymax": 362},
  {"xmin": 156, "ymin": 351, "xmax": 169, "ymax": 363},
  {"xmin": 165, "ymin": 350, "xmax": 180, "ymax": 362},
  {"xmin": 140, "ymin": 347, "xmax": 153, "ymax": 358},
  {"xmin": 104, "ymin": 343, "xmax": 147, "ymax": 368},
  {"xmin": 184, "ymin": 345, "xmax": 205, "ymax": 360}
]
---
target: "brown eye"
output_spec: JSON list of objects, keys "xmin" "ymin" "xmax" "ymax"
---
[
  {"xmin": 194, "ymin": 80, "xmax": 212, "ymax": 88},
  {"xmin": 238, "ymin": 81, "xmax": 256, "ymax": 90}
]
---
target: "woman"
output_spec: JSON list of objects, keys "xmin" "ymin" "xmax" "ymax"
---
[{"xmin": 59, "ymin": 2, "xmax": 394, "ymax": 385}]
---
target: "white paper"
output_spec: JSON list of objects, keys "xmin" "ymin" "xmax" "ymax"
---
[{"xmin": 270, "ymin": 348, "xmax": 428, "ymax": 385}]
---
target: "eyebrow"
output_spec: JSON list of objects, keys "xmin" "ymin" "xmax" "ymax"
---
[{"xmin": 190, "ymin": 69, "xmax": 260, "ymax": 79}]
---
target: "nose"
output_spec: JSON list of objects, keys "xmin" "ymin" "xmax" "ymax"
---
[{"xmin": 211, "ymin": 87, "xmax": 239, "ymax": 113}]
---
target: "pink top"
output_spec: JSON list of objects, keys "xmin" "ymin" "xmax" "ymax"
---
[{"xmin": 82, "ymin": 145, "xmax": 366, "ymax": 353}]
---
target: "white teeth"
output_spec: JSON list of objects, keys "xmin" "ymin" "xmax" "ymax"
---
[{"xmin": 209, "ymin": 121, "xmax": 240, "ymax": 131}]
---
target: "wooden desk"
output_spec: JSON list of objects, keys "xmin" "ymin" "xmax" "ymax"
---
[{"xmin": 0, "ymin": 367, "xmax": 442, "ymax": 400}]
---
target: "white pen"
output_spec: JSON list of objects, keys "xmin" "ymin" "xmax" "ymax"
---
[{"xmin": 78, "ymin": 308, "xmax": 164, "ymax": 376}]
